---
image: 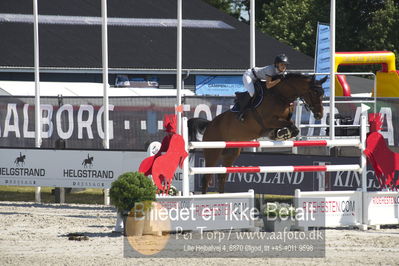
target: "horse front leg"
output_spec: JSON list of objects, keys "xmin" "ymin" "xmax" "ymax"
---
[
  {"xmin": 218, "ymin": 148, "xmax": 241, "ymax": 193},
  {"xmin": 268, "ymin": 119, "xmax": 298, "ymax": 140}
]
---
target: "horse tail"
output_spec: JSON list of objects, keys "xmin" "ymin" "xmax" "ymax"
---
[{"xmin": 187, "ymin": 118, "xmax": 210, "ymax": 141}]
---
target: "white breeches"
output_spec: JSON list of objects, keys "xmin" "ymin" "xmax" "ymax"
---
[{"xmin": 242, "ymin": 70, "xmax": 255, "ymax": 97}]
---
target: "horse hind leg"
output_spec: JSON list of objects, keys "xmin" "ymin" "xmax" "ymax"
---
[
  {"xmin": 218, "ymin": 148, "xmax": 241, "ymax": 193},
  {"xmin": 202, "ymin": 148, "xmax": 223, "ymax": 194}
]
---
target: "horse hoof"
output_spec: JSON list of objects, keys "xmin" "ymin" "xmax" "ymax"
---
[{"xmin": 276, "ymin": 128, "xmax": 292, "ymax": 140}]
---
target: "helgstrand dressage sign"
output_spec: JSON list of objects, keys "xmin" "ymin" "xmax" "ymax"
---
[{"xmin": 0, "ymin": 148, "xmax": 146, "ymax": 188}]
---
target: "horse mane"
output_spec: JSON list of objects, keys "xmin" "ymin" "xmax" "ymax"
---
[
  {"xmin": 271, "ymin": 73, "xmax": 313, "ymax": 89},
  {"xmin": 265, "ymin": 73, "xmax": 314, "ymax": 100},
  {"xmin": 283, "ymin": 73, "xmax": 313, "ymax": 80}
]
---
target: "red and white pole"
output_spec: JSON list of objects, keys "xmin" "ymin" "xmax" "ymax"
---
[
  {"xmin": 190, "ymin": 164, "xmax": 361, "ymax": 175},
  {"xmin": 189, "ymin": 139, "xmax": 361, "ymax": 149}
]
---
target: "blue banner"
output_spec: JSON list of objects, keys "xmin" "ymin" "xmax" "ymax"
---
[
  {"xmin": 315, "ymin": 23, "xmax": 331, "ymax": 96},
  {"xmin": 195, "ymin": 75, "xmax": 245, "ymax": 96}
]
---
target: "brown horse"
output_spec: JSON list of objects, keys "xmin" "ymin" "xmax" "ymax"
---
[{"xmin": 188, "ymin": 74, "xmax": 328, "ymax": 194}]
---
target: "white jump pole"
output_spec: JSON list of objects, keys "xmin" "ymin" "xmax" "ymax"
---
[
  {"xmin": 176, "ymin": 0, "xmax": 183, "ymax": 135},
  {"xmin": 250, "ymin": 0, "xmax": 255, "ymax": 68},
  {"xmin": 182, "ymin": 117, "xmax": 190, "ymax": 196},
  {"xmin": 360, "ymin": 104, "xmax": 369, "ymax": 193},
  {"xmin": 176, "ymin": 0, "xmax": 188, "ymax": 196},
  {"xmin": 190, "ymin": 164, "xmax": 361, "ymax": 175},
  {"xmin": 360, "ymin": 104, "xmax": 369, "ymax": 228},
  {"xmin": 329, "ymin": 0, "xmax": 336, "ymax": 140},
  {"xmin": 189, "ymin": 139, "xmax": 361, "ymax": 149},
  {"xmin": 101, "ymin": 0, "xmax": 110, "ymax": 205},
  {"xmin": 249, "ymin": 0, "xmax": 257, "ymax": 153},
  {"xmin": 33, "ymin": 0, "xmax": 42, "ymax": 203}
]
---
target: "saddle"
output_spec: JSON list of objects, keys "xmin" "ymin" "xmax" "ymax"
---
[{"xmin": 231, "ymin": 80, "xmax": 264, "ymax": 112}]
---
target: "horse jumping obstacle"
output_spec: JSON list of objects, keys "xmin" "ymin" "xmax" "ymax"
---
[
  {"xmin": 182, "ymin": 115, "xmax": 366, "ymax": 196},
  {"xmin": 188, "ymin": 138, "xmax": 363, "ymax": 175},
  {"xmin": 179, "ymin": 105, "xmax": 384, "ymax": 229},
  {"xmin": 139, "ymin": 105, "xmax": 397, "ymax": 232},
  {"xmin": 189, "ymin": 139, "xmax": 361, "ymax": 149}
]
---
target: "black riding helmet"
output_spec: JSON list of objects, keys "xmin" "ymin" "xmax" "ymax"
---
[{"xmin": 274, "ymin": 54, "xmax": 290, "ymax": 65}]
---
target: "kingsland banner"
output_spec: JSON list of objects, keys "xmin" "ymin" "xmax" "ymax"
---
[
  {"xmin": 0, "ymin": 96, "xmax": 397, "ymax": 150},
  {"xmin": 193, "ymin": 152, "xmax": 378, "ymax": 195}
]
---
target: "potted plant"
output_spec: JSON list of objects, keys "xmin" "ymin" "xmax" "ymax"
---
[
  {"xmin": 262, "ymin": 202, "xmax": 296, "ymax": 232},
  {"xmin": 110, "ymin": 172, "xmax": 157, "ymax": 236}
]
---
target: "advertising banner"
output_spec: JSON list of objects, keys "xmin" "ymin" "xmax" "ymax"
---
[
  {"xmin": 363, "ymin": 191, "xmax": 399, "ymax": 225},
  {"xmin": 195, "ymin": 75, "xmax": 245, "ymax": 96},
  {"xmin": 314, "ymin": 22, "xmax": 331, "ymax": 96},
  {"xmin": 193, "ymin": 151, "xmax": 379, "ymax": 195},
  {"xmin": 0, "ymin": 96, "xmax": 398, "ymax": 150},
  {"xmin": 156, "ymin": 192, "xmax": 255, "ymax": 231},
  {"xmin": 0, "ymin": 148, "xmax": 146, "ymax": 188},
  {"xmin": 294, "ymin": 191, "xmax": 363, "ymax": 229}
]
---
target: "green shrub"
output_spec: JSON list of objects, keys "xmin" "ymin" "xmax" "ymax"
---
[{"xmin": 109, "ymin": 172, "xmax": 157, "ymax": 214}]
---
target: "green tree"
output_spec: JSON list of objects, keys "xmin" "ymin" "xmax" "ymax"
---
[
  {"xmin": 256, "ymin": 0, "xmax": 398, "ymax": 66},
  {"xmin": 257, "ymin": 0, "xmax": 326, "ymax": 56},
  {"xmin": 206, "ymin": 0, "xmax": 399, "ymax": 66},
  {"xmin": 334, "ymin": 0, "xmax": 386, "ymax": 52},
  {"xmin": 361, "ymin": 0, "xmax": 399, "ymax": 60}
]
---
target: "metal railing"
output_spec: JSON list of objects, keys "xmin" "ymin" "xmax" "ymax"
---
[{"xmin": 294, "ymin": 72, "xmax": 376, "ymax": 141}]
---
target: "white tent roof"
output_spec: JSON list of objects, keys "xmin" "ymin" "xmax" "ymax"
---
[{"xmin": 0, "ymin": 81, "xmax": 195, "ymax": 97}]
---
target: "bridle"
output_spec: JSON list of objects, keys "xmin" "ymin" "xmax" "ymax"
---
[
  {"xmin": 253, "ymin": 75, "xmax": 324, "ymax": 136},
  {"xmin": 299, "ymin": 79, "xmax": 324, "ymax": 112}
]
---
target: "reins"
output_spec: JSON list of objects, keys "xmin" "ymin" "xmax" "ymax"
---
[
  {"xmin": 250, "ymin": 75, "xmax": 318, "ymax": 135},
  {"xmin": 275, "ymin": 76, "xmax": 319, "ymax": 112}
]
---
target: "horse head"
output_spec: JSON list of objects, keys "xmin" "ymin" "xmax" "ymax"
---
[{"xmin": 283, "ymin": 74, "xmax": 326, "ymax": 120}]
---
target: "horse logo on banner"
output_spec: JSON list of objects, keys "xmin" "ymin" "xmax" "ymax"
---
[
  {"xmin": 14, "ymin": 152, "xmax": 26, "ymax": 167},
  {"xmin": 82, "ymin": 154, "xmax": 94, "ymax": 168}
]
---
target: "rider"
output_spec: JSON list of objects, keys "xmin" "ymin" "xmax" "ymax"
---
[{"xmin": 237, "ymin": 54, "xmax": 289, "ymax": 121}]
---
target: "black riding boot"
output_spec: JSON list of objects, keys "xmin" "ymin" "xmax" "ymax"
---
[{"xmin": 236, "ymin": 92, "xmax": 252, "ymax": 121}]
